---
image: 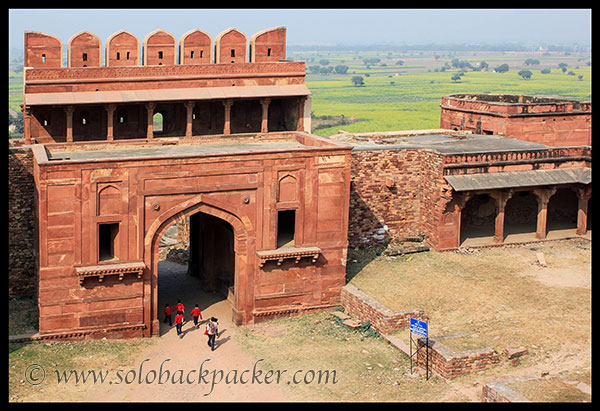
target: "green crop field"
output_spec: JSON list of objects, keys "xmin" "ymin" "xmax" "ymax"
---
[
  {"xmin": 8, "ymin": 49, "xmax": 591, "ymax": 139},
  {"xmin": 299, "ymin": 49, "xmax": 591, "ymax": 136}
]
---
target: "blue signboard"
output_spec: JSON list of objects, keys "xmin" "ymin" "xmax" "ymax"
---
[{"xmin": 410, "ymin": 318, "xmax": 428, "ymax": 338}]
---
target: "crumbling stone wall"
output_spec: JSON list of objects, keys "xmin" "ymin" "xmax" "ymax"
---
[
  {"xmin": 8, "ymin": 145, "xmax": 37, "ymax": 296},
  {"xmin": 348, "ymin": 148, "xmax": 445, "ymax": 249}
]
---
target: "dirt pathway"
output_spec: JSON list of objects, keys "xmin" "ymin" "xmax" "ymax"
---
[{"xmin": 79, "ymin": 261, "xmax": 296, "ymax": 402}]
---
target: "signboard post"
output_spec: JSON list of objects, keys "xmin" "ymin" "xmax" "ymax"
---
[{"xmin": 409, "ymin": 317, "xmax": 430, "ymax": 380}]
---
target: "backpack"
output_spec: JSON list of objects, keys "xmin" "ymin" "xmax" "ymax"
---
[{"xmin": 208, "ymin": 321, "xmax": 216, "ymax": 334}]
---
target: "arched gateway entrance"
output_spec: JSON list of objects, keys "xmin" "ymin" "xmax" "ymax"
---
[{"xmin": 145, "ymin": 195, "xmax": 252, "ymax": 337}]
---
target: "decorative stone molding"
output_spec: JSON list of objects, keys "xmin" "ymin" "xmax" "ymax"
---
[
  {"xmin": 257, "ymin": 246, "xmax": 321, "ymax": 268},
  {"xmin": 75, "ymin": 261, "xmax": 146, "ymax": 285}
]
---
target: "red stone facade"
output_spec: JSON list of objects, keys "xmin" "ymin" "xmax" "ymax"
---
[
  {"xmin": 18, "ymin": 27, "xmax": 351, "ymax": 339},
  {"xmin": 9, "ymin": 28, "xmax": 592, "ymax": 342},
  {"xmin": 440, "ymin": 94, "xmax": 592, "ymax": 147},
  {"xmin": 33, "ymin": 133, "xmax": 351, "ymax": 339}
]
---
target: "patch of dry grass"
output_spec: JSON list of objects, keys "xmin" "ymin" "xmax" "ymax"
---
[
  {"xmin": 349, "ymin": 239, "xmax": 591, "ymax": 372},
  {"xmin": 238, "ymin": 310, "xmax": 468, "ymax": 401},
  {"xmin": 506, "ymin": 368, "xmax": 591, "ymax": 402}
]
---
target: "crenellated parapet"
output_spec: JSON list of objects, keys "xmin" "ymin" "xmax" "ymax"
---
[{"xmin": 24, "ymin": 27, "xmax": 287, "ymax": 69}]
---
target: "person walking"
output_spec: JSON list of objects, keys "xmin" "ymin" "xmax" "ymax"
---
[
  {"xmin": 164, "ymin": 303, "xmax": 172, "ymax": 326},
  {"xmin": 175, "ymin": 300, "xmax": 185, "ymax": 324},
  {"xmin": 175, "ymin": 311, "xmax": 185, "ymax": 338},
  {"xmin": 191, "ymin": 304, "xmax": 202, "ymax": 328},
  {"xmin": 205, "ymin": 317, "xmax": 219, "ymax": 351},
  {"xmin": 175, "ymin": 300, "xmax": 185, "ymax": 315}
]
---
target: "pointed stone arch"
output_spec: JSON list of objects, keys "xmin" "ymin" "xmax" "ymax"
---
[
  {"xmin": 214, "ymin": 28, "xmax": 247, "ymax": 64},
  {"xmin": 179, "ymin": 29, "xmax": 212, "ymax": 65},
  {"xmin": 67, "ymin": 30, "xmax": 101, "ymax": 67},
  {"xmin": 106, "ymin": 30, "xmax": 140, "ymax": 66},
  {"xmin": 250, "ymin": 26, "xmax": 286, "ymax": 62},
  {"xmin": 144, "ymin": 194, "xmax": 254, "ymax": 336},
  {"xmin": 143, "ymin": 29, "xmax": 177, "ymax": 66},
  {"xmin": 24, "ymin": 31, "xmax": 63, "ymax": 68}
]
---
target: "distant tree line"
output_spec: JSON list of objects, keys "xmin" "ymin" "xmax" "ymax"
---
[{"xmin": 288, "ymin": 43, "xmax": 590, "ymax": 53}]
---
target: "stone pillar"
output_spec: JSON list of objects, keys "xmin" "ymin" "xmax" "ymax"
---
[
  {"xmin": 575, "ymin": 185, "xmax": 592, "ymax": 235},
  {"xmin": 20, "ymin": 104, "xmax": 32, "ymax": 144},
  {"xmin": 297, "ymin": 96, "xmax": 307, "ymax": 132},
  {"xmin": 146, "ymin": 102, "xmax": 156, "ymax": 139},
  {"xmin": 185, "ymin": 101, "xmax": 195, "ymax": 137},
  {"xmin": 260, "ymin": 98, "xmax": 271, "ymax": 133},
  {"xmin": 64, "ymin": 105, "xmax": 74, "ymax": 142},
  {"xmin": 533, "ymin": 187, "xmax": 557, "ymax": 240},
  {"xmin": 105, "ymin": 104, "xmax": 116, "ymax": 141},
  {"xmin": 491, "ymin": 190, "xmax": 513, "ymax": 243},
  {"xmin": 454, "ymin": 192, "xmax": 472, "ymax": 248},
  {"xmin": 223, "ymin": 99, "xmax": 233, "ymax": 135}
]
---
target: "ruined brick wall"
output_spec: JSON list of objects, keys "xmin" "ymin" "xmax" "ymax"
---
[
  {"xmin": 8, "ymin": 145, "xmax": 37, "ymax": 296},
  {"xmin": 348, "ymin": 148, "xmax": 446, "ymax": 249},
  {"xmin": 340, "ymin": 284, "xmax": 427, "ymax": 334},
  {"xmin": 416, "ymin": 338, "xmax": 500, "ymax": 379},
  {"xmin": 440, "ymin": 95, "xmax": 592, "ymax": 147}
]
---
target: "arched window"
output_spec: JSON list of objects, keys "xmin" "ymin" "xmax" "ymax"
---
[{"xmin": 153, "ymin": 112, "xmax": 164, "ymax": 133}]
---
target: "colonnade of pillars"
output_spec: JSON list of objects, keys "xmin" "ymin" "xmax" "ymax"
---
[
  {"xmin": 455, "ymin": 185, "xmax": 591, "ymax": 244},
  {"xmin": 22, "ymin": 96, "xmax": 308, "ymax": 144}
]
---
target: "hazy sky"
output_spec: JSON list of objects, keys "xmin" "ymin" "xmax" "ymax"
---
[{"xmin": 8, "ymin": 8, "xmax": 592, "ymax": 51}]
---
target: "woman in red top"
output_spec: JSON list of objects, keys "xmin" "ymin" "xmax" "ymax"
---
[
  {"xmin": 175, "ymin": 300, "xmax": 185, "ymax": 315},
  {"xmin": 191, "ymin": 304, "xmax": 202, "ymax": 328},
  {"xmin": 174, "ymin": 311, "xmax": 185, "ymax": 338}
]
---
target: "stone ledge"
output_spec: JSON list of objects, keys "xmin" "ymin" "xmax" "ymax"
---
[{"xmin": 257, "ymin": 246, "xmax": 321, "ymax": 268}]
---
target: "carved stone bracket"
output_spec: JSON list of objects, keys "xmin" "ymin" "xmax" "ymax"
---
[
  {"xmin": 76, "ymin": 261, "xmax": 146, "ymax": 285},
  {"xmin": 257, "ymin": 246, "xmax": 321, "ymax": 268}
]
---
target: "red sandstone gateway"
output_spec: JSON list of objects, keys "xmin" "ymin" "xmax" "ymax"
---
[{"xmin": 23, "ymin": 28, "xmax": 351, "ymax": 339}]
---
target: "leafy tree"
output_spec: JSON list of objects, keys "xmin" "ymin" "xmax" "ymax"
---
[
  {"xmin": 541, "ymin": 68, "xmax": 552, "ymax": 74},
  {"xmin": 494, "ymin": 64, "xmax": 510, "ymax": 73},
  {"xmin": 524, "ymin": 58, "xmax": 540, "ymax": 66},
  {"xmin": 334, "ymin": 65, "xmax": 349, "ymax": 74},
  {"xmin": 319, "ymin": 59, "xmax": 330, "ymax": 66},
  {"xmin": 518, "ymin": 70, "xmax": 533, "ymax": 80},
  {"xmin": 451, "ymin": 73, "xmax": 462, "ymax": 82},
  {"xmin": 351, "ymin": 76, "xmax": 365, "ymax": 87},
  {"xmin": 309, "ymin": 65, "xmax": 321, "ymax": 74},
  {"xmin": 558, "ymin": 62, "xmax": 568, "ymax": 73}
]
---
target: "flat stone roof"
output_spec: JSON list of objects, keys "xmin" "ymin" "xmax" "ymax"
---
[
  {"xmin": 445, "ymin": 167, "xmax": 591, "ymax": 191},
  {"xmin": 39, "ymin": 132, "xmax": 350, "ymax": 164},
  {"xmin": 334, "ymin": 132, "xmax": 550, "ymax": 154},
  {"xmin": 45, "ymin": 139, "xmax": 310, "ymax": 162}
]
